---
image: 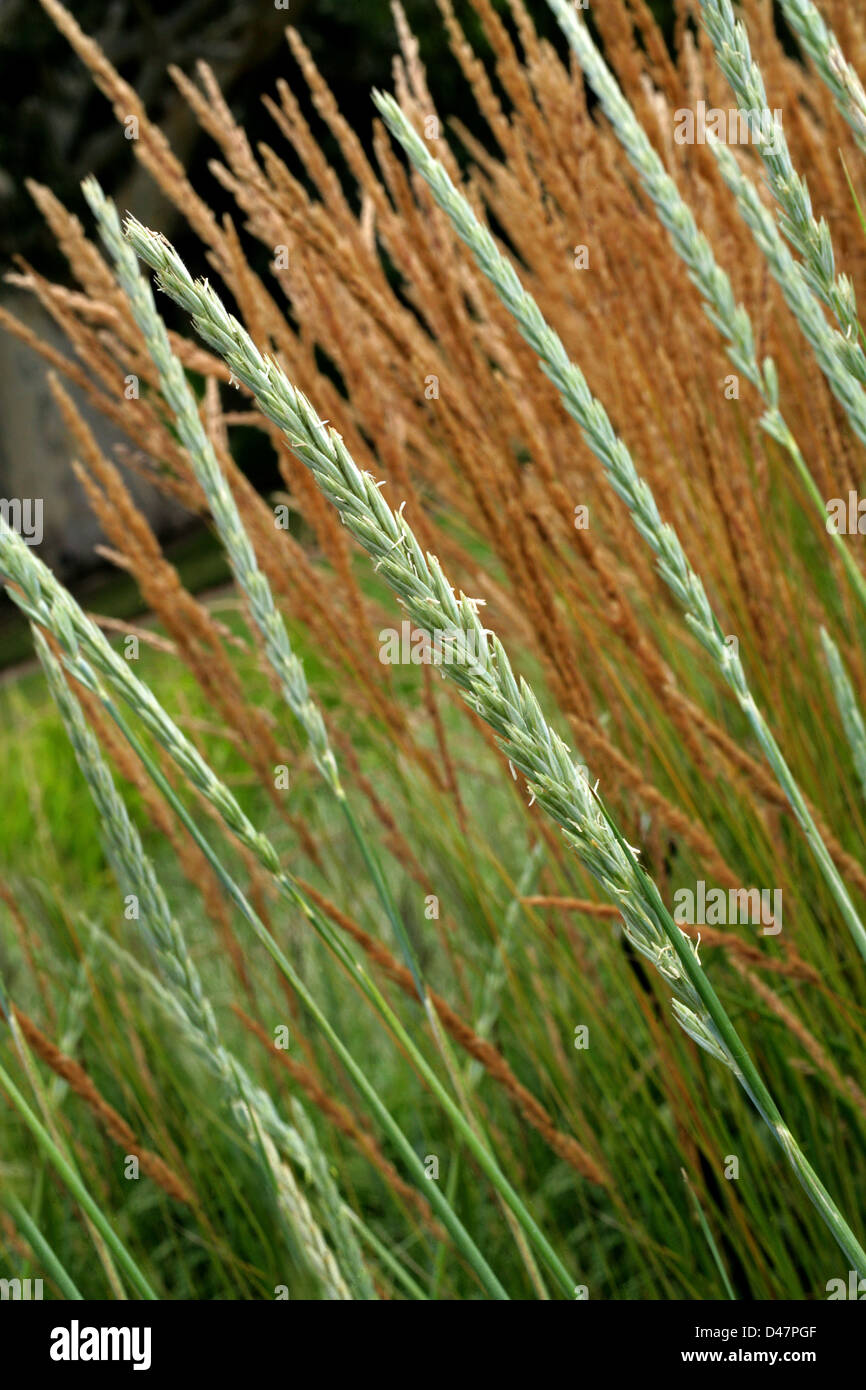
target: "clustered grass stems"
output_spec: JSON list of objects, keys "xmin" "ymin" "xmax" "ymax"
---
[
  {"xmin": 77, "ymin": 177, "xmax": 567, "ymax": 1295},
  {"xmin": 0, "ymin": 515, "xmax": 573, "ymax": 1300},
  {"xmin": 93, "ymin": 699, "xmax": 516, "ymax": 1300},
  {"xmin": 32, "ymin": 627, "xmax": 363, "ymax": 1299},
  {"xmin": 80, "ymin": 180, "xmax": 339, "ymax": 795},
  {"xmin": 3, "ymin": 0, "xmax": 865, "ymax": 1301},
  {"xmin": 55, "ymin": 190, "xmax": 578, "ymax": 1295},
  {"xmin": 370, "ymin": 90, "xmax": 866, "ymax": 973},
  {"xmin": 820, "ymin": 628, "xmax": 866, "ymax": 803},
  {"xmin": 431, "ymin": 845, "xmax": 545, "ymax": 1297},
  {"xmin": 699, "ymin": 0, "xmax": 866, "ymax": 418},
  {"xmin": 4, "ymin": 1194, "xmax": 83, "ymax": 1301},
  {"xmin": 121, "ymin": 217, "xmax": 866, "ymax": 1277},
  {"xmin": 709, "ymin": 137, "xmax": 866, "ymax": 452},
  {"xmin": 701, "ymin": 0, "xmax": 861, "ymax": 339},
  {"xmin": 695, "ymin": 2, "xmax": 866, "ymax": 469},
  {"xmin": 0, "ymin": 979, "xmax": 131, "ymax": 1299},
  {"xmin": 0, "ymin": 1044, "xmax": 157, "ymax": 1299},
  {"xmin": 81, "ymin": 182, "xmax": 553, "ymax": 1299},
  {"xmin": 544, "ymin": 0, "xmax": 866, "ymax": 618},
  {"xmin": 777, "ymin": 0, "xmax": 866, "ymax": 154},
  {"xmin": 80, "ymin": 177, "xmax": 432, "ymax": 1008},
  {"xmin": 85, "ymin": 923, "xmax": 430, "ymax": 1298}
]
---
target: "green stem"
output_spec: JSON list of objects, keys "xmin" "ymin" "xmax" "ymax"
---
[
  {"xmin": 340, "ymin": 795, "xmax": 425, "ymax": 1001},
  {"xmin": 5, "ymin": 1195, "xmax": 84, "ymax": 1300},
  {"xmin": 680, "ymin": 1171, "xmax": 735, "ymax": 1300},
  {"xmin": 100, "ymin": 697, "xmax": 510, "ymax": 1301},
  {"xmin": 0, "ymin": 1060, "xmax": 157, "ymax": 1299},
  {"xmin": 641, "ymin": 862, "xmax": 866, "ymax": 1276},
  {"xmin": 97, "ymin": 687, "xmax": 575, "ymax": 1296},
  {"xmin": 343, "ymin": 1207, "xmax": 429, "ymax": 1301}
]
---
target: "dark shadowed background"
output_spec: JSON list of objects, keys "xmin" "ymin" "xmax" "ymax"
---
[{"xmin": 0, "ymin": 0, "xmax": 674, "ymax": 641}]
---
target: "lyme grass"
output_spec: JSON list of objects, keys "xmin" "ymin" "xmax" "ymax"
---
[
  {"xmin": 372, "ymin": 85, "xmax": 866, "ymax": 969},
  {"xmin": 2, "ymin": 0, "xmax": 866, "ymax": 1301},
  {"xmin": 120, "ymin": 213, "xmax": 866, "ymax": 1275}
]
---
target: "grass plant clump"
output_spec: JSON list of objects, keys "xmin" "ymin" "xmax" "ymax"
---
[{"xmin": 2, "ymin": 0, "xmax": 866, "ymax": 1301}]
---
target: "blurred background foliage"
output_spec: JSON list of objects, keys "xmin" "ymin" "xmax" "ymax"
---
[
  {"xmin": 0, "ymin": 1, "xmax": 676, "ymax": 272},
  {"xmin": 0, "ymin": 0, "xmax": 695, "ymax": 659}
]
